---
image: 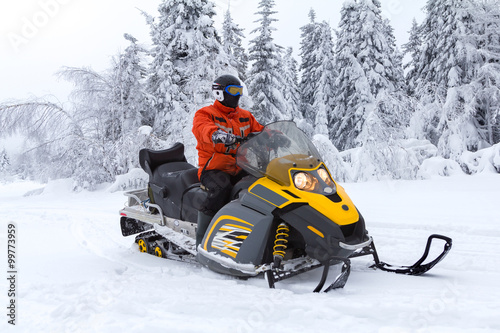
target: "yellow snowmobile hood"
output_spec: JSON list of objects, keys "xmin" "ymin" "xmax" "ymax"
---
[{"xmin": 248, "ymin": 163, "xmax": 359, "ymax": 226}]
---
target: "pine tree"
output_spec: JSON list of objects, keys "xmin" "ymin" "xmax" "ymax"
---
[
  {"xmin": 222, "ymin": 9, "xmax": 249, "ymax": 81},
  {"xmin": 402, "ymin": 19, "xmax": 423, "ymax": 96},
  {"xmin": 281, "ymin": 47, "xmax": 302, "ymax": 121},
  {"xmin": 330, "ymin": 0, "xmax": 407, "ymax": 150},
  {"xmin": 382, "ymin": 18, "xmax": 405, "ymax": 91},
  {"xmin": 471, "ymin": 0, "xmax": 500, "ymax": 146},
  {"xmin": 299, "ymin": 9, "xmax": 321, "ymax": 122},
  {"xmin": 413, "ymin": 0, "xmax": 474, "ymax": 98},
  {"xmin": 145, "ymin": 0, "xmax": 232, "ymax": 157},
  {"xmin": 246, "ymin": 0, "xmax": 288, "ymax": 124},
  {"xmin": 409, "ymin": 0, "xmax": 500, "ymax": 159},
  {"xmin": 0, "ymin": 149, "xmax": 9, "ymax": 173},
  {"xmin": 311, "ymin": 21, "xmax": 336, "ymax": 136},
  {"xmin": 330, "ymin": 1, "xmax": 370, "ymax": 150},
  {"xmin": 109, "ymin": 34, "xmax": 148, "ymax": 137}
]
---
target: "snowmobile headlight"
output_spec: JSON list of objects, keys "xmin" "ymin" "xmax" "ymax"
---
[
  {"xmin": 293, "ymin": 172, "xmax": 316, "ymax": 191},
  {"xmin": 317, "ymin": 168, "xmax": 335, "ymax": 188}
]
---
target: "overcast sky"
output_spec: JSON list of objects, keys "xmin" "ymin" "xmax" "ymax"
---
[{"xmin": 0, "ymin": 0, "xmax": 427, "ymax": 103}]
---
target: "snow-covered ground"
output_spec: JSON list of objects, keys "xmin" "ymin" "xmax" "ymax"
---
[{"xmin": 1, "ymin": 174, "xmax": 499, "ymax": 333}]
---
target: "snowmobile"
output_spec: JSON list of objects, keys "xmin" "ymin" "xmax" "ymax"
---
[{"xmin": 119, "ymin": 121, "xmax": 452, "ymax": 292}]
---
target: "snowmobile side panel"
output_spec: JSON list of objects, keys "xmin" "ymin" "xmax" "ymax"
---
[
  {"xmin": 200, "ymin": 200, "xmax": 274, "ymax": 266},
  {"xmin": 249, "ymin": 184, "xmax": 289, "ymax": 206},
  {"xmin": 239, "ymin": 190, "xmax": 280, "ymax": 215}
]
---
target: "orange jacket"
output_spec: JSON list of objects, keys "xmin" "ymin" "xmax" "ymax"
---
[{"xmin": 192, "ymin": 100, "xmax": 264, "ymax": 178}]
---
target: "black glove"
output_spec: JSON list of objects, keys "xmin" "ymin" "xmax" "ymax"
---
[{"xmin": 212, "ymin": 129, "xmax": 237, "ymax": 146}]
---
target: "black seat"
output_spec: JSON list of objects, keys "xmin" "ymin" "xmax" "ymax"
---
[
  {"xmin": 139, "ymin": 143, "xmax": 207, "ymax": 223},
  {"xmin": 152, "ymin": 163, "xmax": 198, "ymax": 197},
  {"xmin": 139, "ymin": 143, "xmax": 187, "ymax": 179}
]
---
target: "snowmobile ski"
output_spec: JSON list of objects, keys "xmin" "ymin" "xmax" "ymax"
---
[
  {"xmin": 350, "ymin": 234, "xmax": 452, "ymax": 275},
  {"xmin": 322, "ymin": 259, "xmax": 351, "ymax": 292},
  {"xmin": 264, "ymin": 257, "xmax": 351, "ymax": 292}
]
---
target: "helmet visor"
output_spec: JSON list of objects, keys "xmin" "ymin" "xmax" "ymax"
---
[{"xmin": 225, "ymin": 85, "xmax": 243, "ymax": 96}]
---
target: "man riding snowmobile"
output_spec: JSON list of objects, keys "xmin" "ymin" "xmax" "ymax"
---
[
  {"xmin": 192, "ymin": 74, "xmax": 264, "ymax": 246},
  {"xmin": 119, "ymin": 78, "xmax": 452, "ymax": 292}
]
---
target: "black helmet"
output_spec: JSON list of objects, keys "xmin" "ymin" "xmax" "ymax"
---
[{"xmin": 212, "ymin": 74, "xmax": 243, "ymax": 108}]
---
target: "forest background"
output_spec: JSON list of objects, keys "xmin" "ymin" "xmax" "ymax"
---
[{"xmin": 1, "ymin": 0, "xmax": 499, "ymax": 190}]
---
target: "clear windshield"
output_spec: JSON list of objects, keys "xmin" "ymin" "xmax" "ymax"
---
[{"xmin": 236, "ymin": 121, "xmax": 322, "ymax": 186}]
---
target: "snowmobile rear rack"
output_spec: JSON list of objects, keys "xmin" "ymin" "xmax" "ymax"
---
[{"xmin": 120, "ymin": 189, "xmax": 168, "ymax": 237}]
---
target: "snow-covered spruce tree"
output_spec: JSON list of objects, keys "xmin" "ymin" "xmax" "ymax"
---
[
  {"xmin": 281, "ymin": 47, "xmax": 302, "ymax": 122},
  {"xmin": 470, "ymin": 0, "xmax": 500, "ymax": 147},
  {"xmin": 0, "ymin": 149, "xmax": 10, "ymax": 174},
  {"xmin": 402, "ymin": 19, "xmax": 423, "ymax": 97},
  {"xmin": 330, "ymin": 0, "xmax": 418, "ymax": 180},
  {"xmin": 107, "ymin": 34, "xmax": 151, "ymax": 176},
  {"xmin": 412, "ymin": 0, "xmax": 477, "ymax": 99},
  {"xmin": 299, "ymin": 9, "xmax": 322, "ymax": 122},
  {"xmin": 311, "ymin": 21, "xmax": 336, "ymax": 136},
  {"xmin": 304, "ymin": 20, "xmax": 350, "ymax": 181},
  {"xmin": 409, "ymin": 0, "xmax": 473, "ymax": 158},
  {"xmin": 222, "ymin": 9, "xmax": 248, "ymax": 82},
  {"xmin": 382, "ymin": 18, "xmax": 405, "ymax": 92},
  {"xmin": 331, "ymin": 0, "xmax": 408, "ymax": 151},
  {"xmin": 145, "ymin": 0, "xmax": 232, "ymax": 161},
  {"xmin": 109, "ymin": 34, "xmax": 148, "ymax": 139},
  {"xmin": 330, "ymin": 1, "xmax": 372, "ymax": 150},
  {"xmin": 117, "ymin": 34, "xmax": 150, "ymax": 128},
  {"xmin": 410, "ymin": 0, "xmax": 500, "ymax": 160},
  {"xmin": 246, "ymin": 0, "xmax": 288, "ymax": 124}
]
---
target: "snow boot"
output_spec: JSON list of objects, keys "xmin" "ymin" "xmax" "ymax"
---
[{"xmin": 196, "ymin": 211, "xmax": 212, "ymax": 248}]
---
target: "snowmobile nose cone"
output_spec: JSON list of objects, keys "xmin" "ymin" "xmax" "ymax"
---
[{"xmin": 342, "ymin": 205, "xmax": 349, "ymax": 211}]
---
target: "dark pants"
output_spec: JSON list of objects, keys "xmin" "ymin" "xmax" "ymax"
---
[{"xmin": 199, "ymin": 169, "xmax": 247, "ymax": 216}]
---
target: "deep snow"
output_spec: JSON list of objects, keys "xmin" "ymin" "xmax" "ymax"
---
[{"xmin": 1, "ymin": 173, "xmax": 499, "ymax": 333}]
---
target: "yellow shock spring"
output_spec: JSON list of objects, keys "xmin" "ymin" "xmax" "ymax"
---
[{"xmin": 273, "ymin": 223, "xmax": 290, "ymax": 259}]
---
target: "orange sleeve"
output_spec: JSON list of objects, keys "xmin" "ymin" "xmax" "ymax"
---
[
  {"xmin": 249, "ymin": 113, "xmax": 264, "ymax": 133},
  {"xmin": 192, "ymin": 106, "xmax": 229, "ymax": 154},
  {"xmin": 192, "ymin": 107, "xmax": 219, "ymax": 144}
]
